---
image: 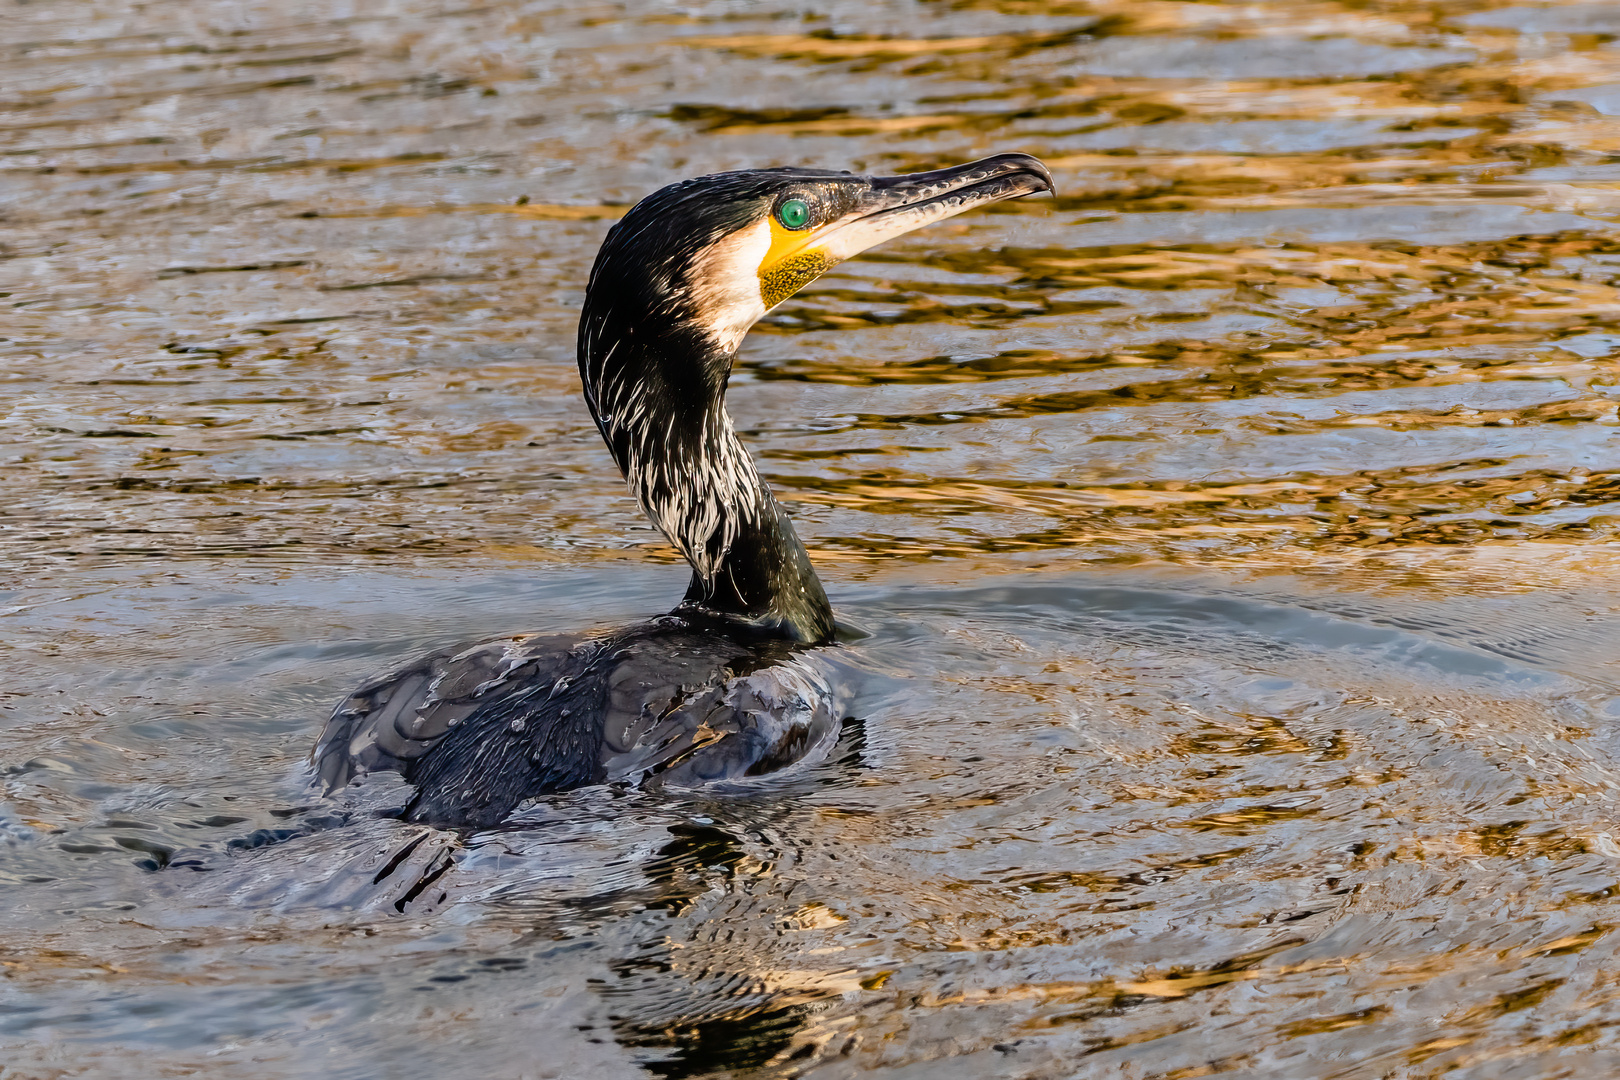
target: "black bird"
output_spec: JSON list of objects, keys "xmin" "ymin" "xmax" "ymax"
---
[{"xmin": 314, "ymin": 154, "xmax": 1054, "ymax": 827}]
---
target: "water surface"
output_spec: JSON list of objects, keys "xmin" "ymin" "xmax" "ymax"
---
[{"xmin": 4, "ymin": 0, "xmax": 1620, "ymax": 1076}]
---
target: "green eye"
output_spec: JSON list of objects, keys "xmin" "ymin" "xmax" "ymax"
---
[{"xmin": 776, "ymin": 198, "xmax": 811, "ymax": 230}]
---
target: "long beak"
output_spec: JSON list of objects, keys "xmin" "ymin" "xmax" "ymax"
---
[
  {"xmin": 756, "ymin": 154, "xmax": 1053, "ymax": 309},
  {"xmin": 819, "ymin": 153, "xmax": 1054, "ymax": 262}
]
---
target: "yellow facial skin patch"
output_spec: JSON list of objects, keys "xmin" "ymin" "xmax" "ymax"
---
[
  {"xmin": 757, "ymin": 217, "xmax": 833, "ymax": 310},
  {"xmin": 759, "ymin": 249, "xmax": 831, "ymax": 309},
  {"xmin": 754, "ymin": 201, "xmax": 955, "ymax": 312},
  {"xmin": 752, "ymin": 159, "xmax": 1051, "ymax": 315}
]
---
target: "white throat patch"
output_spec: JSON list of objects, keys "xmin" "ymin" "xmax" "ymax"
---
[{"xmin": 686, "ymin": 217, "xmax": 771, "ymax": 354}]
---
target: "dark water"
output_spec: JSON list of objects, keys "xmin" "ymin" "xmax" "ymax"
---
[{"xmin": 5, "ymin": 1, "xmax": 1620, "ymax": 1076}]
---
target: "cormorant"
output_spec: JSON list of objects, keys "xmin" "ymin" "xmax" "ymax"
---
[{"xmin": 314, "ymin": 154, "xmax": 1054, "ymax": 828}]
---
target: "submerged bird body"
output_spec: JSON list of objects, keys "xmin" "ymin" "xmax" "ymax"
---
[
  {"xmin": 317, "ymin": 619, "xmax": 841, "ymax": 828},
  {"xmin": 315, "ymin": 154, "xmax": 1053, "ymax": 827}
]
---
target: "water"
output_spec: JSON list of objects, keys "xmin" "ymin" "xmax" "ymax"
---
[{"xmin": 4, "ymin": 0, "xmax": 1620, "ymax": 1076}]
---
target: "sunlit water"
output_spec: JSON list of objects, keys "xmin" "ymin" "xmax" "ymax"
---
[{"xmin": 4, "ymin": 0, "xmax": 1620, "ymax": 1076}]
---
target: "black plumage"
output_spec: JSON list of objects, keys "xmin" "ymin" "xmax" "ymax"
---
[
  {"xmin": 314, "ymin": 154, "xmax": 1052, "ymax": 827},
  {"xmin": 317, "ymin": 620, "xmax": 839, "ymax": 829}
]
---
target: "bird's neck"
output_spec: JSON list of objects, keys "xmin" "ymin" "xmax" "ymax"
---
[{"xmin": 578, "ymin": 325, "xmax": 834, "ymax": 645}]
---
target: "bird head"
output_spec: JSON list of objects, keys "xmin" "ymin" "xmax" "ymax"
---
[
  {"xmin": 573, "ymin": 154, "xmax": 1052, "ymax": 640},
  {"xmin": 580, "ymin": 153, "xmax": 1054, "ymax": 372}
]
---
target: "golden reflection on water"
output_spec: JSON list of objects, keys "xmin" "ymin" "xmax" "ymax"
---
[
  {"xmin": 2, "ymin": 0, "xmax": 1617, "ymax": 574},
  {"xmin": 4, "ymin": 0, "xmax": 1620, "ymax": 1077}
]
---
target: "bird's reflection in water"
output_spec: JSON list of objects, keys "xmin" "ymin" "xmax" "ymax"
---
[
  {"xmin": 605, "ymin": 823, "xmax": 824, "ymax": 1078},
  {"xmin": 175, "ymin": 715, "xmax": 870, "ymax": 1075},
  {"xmin": 497, "ymin": 727, "xmax": 868, "ymax": 1075}
]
